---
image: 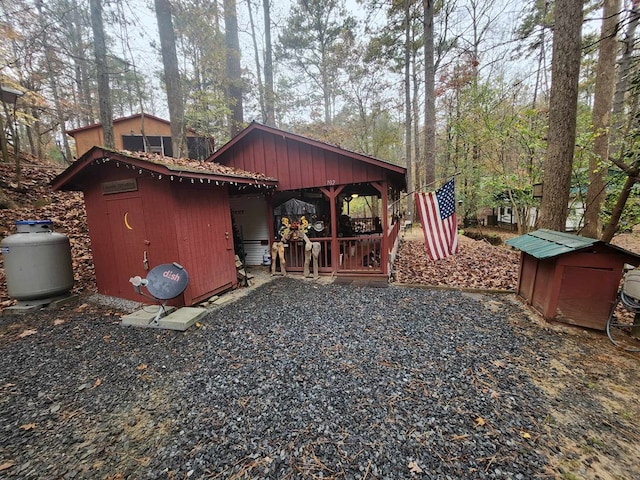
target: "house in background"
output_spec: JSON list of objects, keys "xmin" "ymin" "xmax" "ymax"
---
[
  {"xmin": 483, "ymin": 189, "xmax": 584, "ymax": 233},
  {"xmin": 65, "ymin": 113, "xmax": 214, "ymax": 160}
]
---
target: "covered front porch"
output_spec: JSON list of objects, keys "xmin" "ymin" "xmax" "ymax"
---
[
  {"xmin": 268, "ymin": 182, "xmax": 403, "ymax": 277},
  {"xmin": 209, "ymin": 122, "xmax": 407, "ymax": 279}
]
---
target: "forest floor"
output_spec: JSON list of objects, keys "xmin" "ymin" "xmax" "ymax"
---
[{"xmin": 1, "ymin": 157, "xmax": 639, "ymax": 479}]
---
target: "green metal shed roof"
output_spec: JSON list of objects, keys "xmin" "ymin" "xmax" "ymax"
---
[{"xmin": 505, "ymin": 229, "xmax": 599, "ymax": 259}]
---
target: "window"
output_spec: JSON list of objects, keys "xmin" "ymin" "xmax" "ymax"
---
[
  {"xmin": 122, "ymin": 134, "xmax": 212, "ymax": 159},
  {"xmin": 121, "ymin": 135, "xmax": 173, "ymax": 157}
]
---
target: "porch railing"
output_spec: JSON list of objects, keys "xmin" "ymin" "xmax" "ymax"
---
[
  {"xmin": 337, "ymin": 235, "xmax": 382, "ymax": 273},
  {"xmin": 281, "ymin": 238, "xmax": 333, "ymax": 273},
  {"xmin": 280, "ymin": 235, "xmax": 384, "ymax": 274}
]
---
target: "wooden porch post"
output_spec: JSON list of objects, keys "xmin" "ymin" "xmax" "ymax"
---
[
  {"xmin": 371, "ymin": 182, "xmax": 388, "ymax": 276},
  {"xmin": 320, "ymin": 185, "xmax": 344, "ymax": 274}
]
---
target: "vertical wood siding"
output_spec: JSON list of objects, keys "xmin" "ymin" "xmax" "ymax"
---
[
  {"xmin": 82, "ymin": 166, "xmax": 183, "ymax": 302},
  {"xmin": 173, "ymin": 184, "xmax": 237, "ymax": 304},
  {"xmin": 217, "ymin": 131, "xmax": 387, "ymax": 190},
  {"xmin": 81, "ymin": 163, "xmax": 237, "ymax": 305},
  {"xmin": 517, "ymin": 247, "xmax": 639, "ymax": 330}
]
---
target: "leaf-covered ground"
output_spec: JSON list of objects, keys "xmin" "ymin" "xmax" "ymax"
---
[
  {"xmin": 2, "ymin": 157, "xmax": 640, "ymax": 480},
  {"xmin": 393, "ymin": 229, "xmax": 520, "ymax": 291},
  {"xmin": 4, "ymin": 156, "xmax": 640, "ymax": 306},
  {"xmin": 0, "ymin": 158, "xmax": 94, "ymax": 308}
]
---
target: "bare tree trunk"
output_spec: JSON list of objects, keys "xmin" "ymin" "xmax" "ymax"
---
[
  {"xmin": 583, "ymin": 0, "xmax": 621, "ymax": 238},
  {"xmin": 224, "ymin": 0, "xmax": 244, "ymax": 136},
  {"xmin": 36, "ymin": 0, "xmax": 74, "ymax": 163},
  {"xmin": 0, "ymin": 112, "xmax": 8, "ymax": 164},
  {"xmin": 532, "ymin": 1, "xmax": 550, "ymax": 108},
  {"xmin": 246, "ymin": 0, "xmax": 265, "ymax": 122},
  {"xmin": 25, "ymin": 106, "xmax": 42, "ymax": 160},
  {"xmin": 423, "ymin": 0, "xmax": 436, "ymax": 188},
  {"xmin": 539, "ymin": 0, "xmax": 583, "ymax": 231},
  {"xmin": 598, "ymin": 2, "xmax": 640, "ymax": 241},
  {"xmin": 412, "ymin": 42, "xmax": 421, "ymax": 192},
  {"xmin": 602, "ymin": 173, "xmax": 637, "ymax": 242},
  {"xmin": 263, "ymin": 0, "xmax": 275, "ymax": 126},
  {"xmin": 404, "ymin": 0, "xmax": 413, "ymax": 222},
  {"xmin": 90, "ymin": 0, "xmax": 114, "ymax": 149},
  {"xmin": 70, "ymin": 0, "xmax": 94, "ymax": 125},
  {"xmin": 155, "ymin": 0, "xmax": 186, "ymax": 157},
  {"xmin": 611, "ymin": 3, "xmax": 639, "ymax": 135}
]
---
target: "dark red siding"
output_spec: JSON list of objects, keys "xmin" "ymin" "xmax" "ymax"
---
[
  {"xmin": 515, "ymin": 245, "xmax": 640, "ymax": 330},
  {"xmin": 80, "ymin": 163, "xmax": 237, "ymax": 305},
  {"xmin": 216, "ymin": 130, "xmax": 388, "ymax": 190},
  {"xmin": 172, "ymin": 184, "xmax": 237, "ymax": 304},
  {"xmin": 82, "ymin": 166, "xmax": 168, "ymax": 300}
]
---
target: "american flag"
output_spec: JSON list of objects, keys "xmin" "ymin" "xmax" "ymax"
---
[{"xmin": 415, "ymin": 178, "xmax": 459, "ymax": 260}]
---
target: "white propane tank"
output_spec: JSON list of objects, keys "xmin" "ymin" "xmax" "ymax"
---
[
  {"xmin": 1, "ymin": 220, "xmax": 74, "ymax": 301},
  {"xmin": 262, "ymin": 249, "xmax": 271, "ymax": 266}
]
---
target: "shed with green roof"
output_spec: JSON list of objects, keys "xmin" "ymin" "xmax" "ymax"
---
[{"xmin": 506, "ymin": 229, "xmax": 640, "ymax": 330}]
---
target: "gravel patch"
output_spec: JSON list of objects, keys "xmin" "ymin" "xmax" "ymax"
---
[
  {"xmin": 1, "ymin": 278, "xmax": 552, "ymax": 479},
  {"xmin": 85, "ymin": 293, "xmax": 146, "ymax": 313}
]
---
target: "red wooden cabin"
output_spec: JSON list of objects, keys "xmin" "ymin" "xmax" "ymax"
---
[
  {"xmin": 51, "ymin": 146, "xmax": 277, "ymax": 306},
  {"xmin": 210, "ymin": 122, "xmax": 407, "ymax": 278},
  {"xmin": 52, "ymin": 123, "xmax": 407, "ymax": 306}
]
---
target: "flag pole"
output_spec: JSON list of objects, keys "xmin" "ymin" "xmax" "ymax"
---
[{"xmin": 387, "ymin": 171, "xmax": 461, "ymax": 210}]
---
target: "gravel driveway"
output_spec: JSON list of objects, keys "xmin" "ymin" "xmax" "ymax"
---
[{"xmin": 1, "ymin": 277, "xmax": 553, "ymax": 479}]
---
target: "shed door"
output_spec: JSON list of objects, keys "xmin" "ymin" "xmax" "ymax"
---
[
  {"xmin": 105, "ymin": 197, "xmax": 148, "ymax": 296},
  {"xmin": 556, "ymin": 266, "xmax": 619, "ymax": 330},
  {"xmin": 173, "ymin": 186, "xmax": 237, "ymax": 304}
]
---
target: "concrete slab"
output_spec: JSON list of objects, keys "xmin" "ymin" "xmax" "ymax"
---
[
  {"xmin": 158, "ymin": 307, "xmax": 207, "ymax": 330},
  {"xmin": 2, "ymin": 302, "xmax": 44, "ymax": 315},
  {"xmin": 212, "ymin": 296, "xmax": 234, "ymax": 306},
  {"xmin": 47, "ymin": 294, "xmax": 79, "ymax": 309},
  {"xmin": 121, "ymin": 305, "xmax": 177, "ymax": 325},
  {"xmin": 121, "ymin": 305, "xmax": 206, "ymax": 331},
  {"xmin": 2, "ymin": 294, "xmax": 80, "ymax": 315}
]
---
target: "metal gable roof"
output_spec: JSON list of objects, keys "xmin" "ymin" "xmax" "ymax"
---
[{"xmin": 505, "ymin": 229, "xmax": 599, "ymax": 259}]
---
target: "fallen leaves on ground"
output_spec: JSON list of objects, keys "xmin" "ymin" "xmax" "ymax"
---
[
  {"xmin": 0, "ymin": 157, "xmax": 96, "ymax": 307},
  {"xmin": 17, "ymin": 329, "xmax": 37, "ymax": 338},
  {"xmin": 408, "ymin": 461, "xmax": 423, "ymax": 474},
  {"xmin": 394, "ymin": 235, "xmax": 519, "ymax": 290},
  {"xmin": 474, "ymin": 416, "xmax": 487, "ymax": 427},
  {"xmin": 5, "ymin": 153, "xmax": 640, "ymax": 301}
]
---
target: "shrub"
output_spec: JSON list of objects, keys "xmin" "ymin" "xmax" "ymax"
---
[{"xmin": 463, "ymin": 230, "xmax": 503, "ymax": 246}]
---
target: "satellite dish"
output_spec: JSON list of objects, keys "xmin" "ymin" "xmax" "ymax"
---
[
  {"xmin": 129, "ymin": 262, "xmax": 189, "ymax": 325},
  {"xmin": 144, "ymin": 263, "xmax": 189, "ymax": 300}
]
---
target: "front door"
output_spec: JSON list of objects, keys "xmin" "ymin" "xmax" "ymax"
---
[{"xmin": 105, "ymin": 197, "xmax": 149, "ymax": 297}]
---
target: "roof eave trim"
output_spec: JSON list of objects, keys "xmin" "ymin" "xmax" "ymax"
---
[{"xmin": 51, "ymin": 147, "xmax": 278, "ymax": 191}]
